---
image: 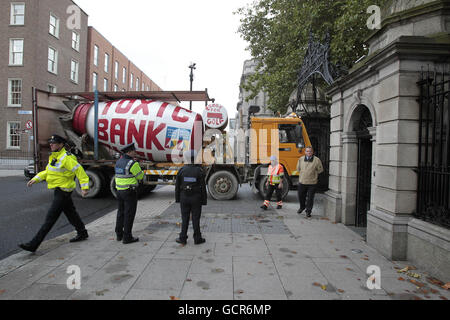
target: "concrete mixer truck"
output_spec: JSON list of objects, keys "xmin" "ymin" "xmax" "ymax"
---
[{"xmin": 31, "ymin": 88, "xmax": 312, "ymax": 201}]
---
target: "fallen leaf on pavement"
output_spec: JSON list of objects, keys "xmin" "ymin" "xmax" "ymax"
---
[
  {"xmin": 335, "ymin": 248, "xmax": 340, "ymax": 252},
  {"xmin": 186, "ymin": 279, "xmax": 192, "ymax": 282},
  {"xmin": 320, "ymin": 218, "xmax": 329, "ymax": 221},
  {"xmin": 340, "ymin": 255, "xmax": 348, "ymax": 259},
  {"xmin": 321, "ymin": 285, "xmax": 327, "ymax": 291},
  {"xmin": 346, "ymin": 268, "xmax": 354, "ymax": 271},
  {"xmin": 48, "ymin": 274, "xmax": 55, "ymax": 278},
  {"xmin": 398, "ymin": 277, "xmax": 405, "ymax": 281},
  {"xmin": 362, "ymin": 257, "xmax": 369, "ymax": 261},
  {"xmin": 430, "ymin": 288, "xmax": 439, "ymax": 294},
  {"xmin": 407, "ymin": 272, "xmax": 421, "ymax": 279},
  {"xmin": 426, "ymin": 277, "xmax": 444, "ymax": 287},
  {"xmin": 0, "ymin": 290, "xmax": 5, "ymax": 295},
  {"xmin": 420, "ymin": 288, "xmax": 429, "ymax": 294},
  {"xmin": 236, "ymin": 290, "xmax": 244, "ymax": 294},
  {"xmin": 170, "ymin": 296, "xmax": 180, "ymax": 300},
  {"xmin": 407, "ymin": 265, "xmax": 417, "ymax": 270},
  {"xmin": 329, "ymin": 241, "xmax": 334, "ymax": 244},
  {"xmin": 312, "ymin": 282, "xmax": 322, "ymax": 287},
  {"xmin": 337, "ymin": 289, "xmax": 345, "ymax": 293},
  {"xmin": 409, "ymin": 279, "xmax": 425, "ymax": 288},
  {"xmin": 442, "ymin": 283, "xmax": 450, "ymax": 290},
  {"xmin": 258, "ymin": 261, "xmax": 262, "ymax": 264},
  {"xmin": 413, "ymin": 296, "xmax": 423, "ymax": 300},
  {"xmin": 440, "ymin": 296, "xmax": 448, "ymax": 300}
]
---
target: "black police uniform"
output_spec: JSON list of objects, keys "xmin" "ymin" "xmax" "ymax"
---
[
  {"xmin": 114, "ymin": 143, "xmax": 142, "ymax": 244},
  {"xmin": 175, "ymin": 161, "xmax": 207, "ymax": 244}
]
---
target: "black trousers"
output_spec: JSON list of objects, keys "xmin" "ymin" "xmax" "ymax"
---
[
  {"xmin": 115, "ymin": 189, "xmax": 138, "ymax": 239},
  {"xmin": 29, "ymin": 188, "xmax": 86, "ymax": 249},
  {"xmin": 179, "ymin": 193, "xmax": 202, "ymax": 241},
  {"xmin": 297, "ymin": 183, "xmax": 317, "ymax": 213},
  {"xmin": 265, "ymin": 184, "xmax": 282, "ymax": 202}
]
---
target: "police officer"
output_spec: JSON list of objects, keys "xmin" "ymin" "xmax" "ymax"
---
[
  {"xmin": 175, "ymin": 150, "xmax": 207, "ymax": 245},
  {"xmin": 114, "ymin": 143, "xmax": 144, "ymax": 244},
  {"xmin": 19, "ymin": 134, "xmax": 90, "ymax": 253},
  {"xmin": 261, "ymin": 155, "xmax": 284, "ymax": 210}
]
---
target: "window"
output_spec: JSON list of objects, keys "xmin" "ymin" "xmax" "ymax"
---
[
  {"xmin": 103, "ymin": 78, "xmax": 108, "ymax": 91},
  {"xmin": 47, "ymin": 47, "xmax": 57, "ymax": 73},
  {"xmin": 142, "ymin": 82, "xmax": 145, "ymax": 91},
  {"xmin": 115, "ymin": 61, "xmax": 119, "ymax": 80},
  {"xmin": 9, "ymin": 39, "xmax": 23, "ymax": 65},
  {"xmin": 8, "ymin": 79, "xmax": 22, "ymax": 107},
  {"xmin": 47, "ymin": 84, "xmax": 56, "ymax": 93},
  {"xmin": 104, "ymin": 53, "xmax": 109, "ymax": 73},
  {"xmin": 70, "ymin": 60, "xmax": 79, "ymax": 83},
  {"xmin": 72, "ymin": 31, "xmax": 80, "ymax": 51},
  {"xmin": 93, "ymin": 72, "xmax": 97, "ymax": 90},
  {"xmin": 10, "ymin": 3, "xmax": 25, "ymax": 25},
  {"xmin": 93, "ymin": 45, "xmax": 99, "ymax": 66},
  {"xmin": 146, "ymin": 86, "xmax": 149, "ymax": 91},
  {"xmin": 122, "ymin": 67, "xmax": 126, "ymax": 84},
  {"xmin": 114, "ymin": 84, "xmax": 118, "ymax": 92},
  {"xmin": 49, "ymin": 14, "xmax": 59, "ymax": 37},
  {"xmin": 7, "ymin": 122, "xmax": 21, "ymax": 149},
  {"xmin": 136, "ymin": 77, "xmax": 139, "ymax": 91},
  {"xmin": 278, "ymin": 124, "xmax": 303, "ymax": 145},
  {"xmin": 130, "ymin": 73, "xmax": 133, "ymax": 89}
]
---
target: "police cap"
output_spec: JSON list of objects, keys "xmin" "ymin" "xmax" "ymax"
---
[
  {"xmin": 48, "ymin": 134, "xmax": 66, "ymax": 144},
  {"xmin": 121, "ymin": 143, "xmax": 136, "ymax": 153}
]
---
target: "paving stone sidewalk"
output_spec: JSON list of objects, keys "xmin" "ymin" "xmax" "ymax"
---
[{"xmin": 0, "ymin": 185, "xmax": 449, "ymax": 300}]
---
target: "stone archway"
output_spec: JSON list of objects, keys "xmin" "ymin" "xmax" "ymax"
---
[{"xmin": 341, "ymin": 104, "xmax": 376, "ymax": 227}]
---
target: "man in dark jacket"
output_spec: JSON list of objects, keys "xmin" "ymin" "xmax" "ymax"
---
[{"xmin": 175, "ymin": 150, "xmax": 207, "ymax": 245}]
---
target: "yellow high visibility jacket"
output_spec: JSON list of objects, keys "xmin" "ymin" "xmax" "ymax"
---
[
  {"xmin": 114, "ymin": 155, "xmax": 144, "ymax": 191},
  {"xmin": 32, "ymin": 147, "xmax": 89, "ymax": 192},
  {"xmin": 267, "ymin": 164, "xmax": 284, "ymax": 185}
]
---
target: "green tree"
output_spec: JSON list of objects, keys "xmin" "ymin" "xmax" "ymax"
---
[{"xmin": 235, "ymin": 0, "xmax": 390, "ymax": 114}]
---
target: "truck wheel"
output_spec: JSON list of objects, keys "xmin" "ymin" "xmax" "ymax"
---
[
  {"xmin": 110, "ymin": 176, "xmax": 118, "ymax": 199},
  {"xmin": 258, "ymin": 175, "xmax": 290, "ymax": 200},
  {"xmin": 208, "ymin": 170, "xmax": 239, "ymax": 200},
  {"xmin": 76, "ymin": 169, "xmax": 104, "ymax": 198}
]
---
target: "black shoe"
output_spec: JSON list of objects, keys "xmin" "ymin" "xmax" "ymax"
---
[
  {"xmin": 19, "ymin": 243, "xmax": 37, "ymax": 253},
  {"xmin": 194, "ymin": 238, "xmax": 206, "ymax": 245},
  {"xmin": 123, "ymin": 237, "xmax": 139, "ymax": 244},
  {"xmin": 176, "ymin": 238, "xmax": 187, "ymax": 245},
  {"xmin": 306, "ymin": 212, "xmax": 312, "ymax": 218},
  {"xmin": 297, "ymin": 208, "xmax": 305, "ymax": 214},
  {"xmin": 116, "ymin": 234, "xmax": 123, "ymax": 241},
  {"xmin": 277, "ymin": 205, "xmax": 282, "ymax": 210},
  {"xmin": 70, "ymin": 231, "xmax": 88, "ymax": 243},
  {"xmin": 261, "ymin": 205, "xmax": 268, "ymax": 210}
]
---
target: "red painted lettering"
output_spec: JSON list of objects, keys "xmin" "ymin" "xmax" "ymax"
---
[
  {"xmin": 146, "ymin": 121, "xmax": 166, "ymax": 151},
  {"xmin": 98, "ymin": 119, "xmax": 109, "ymax": 142},
  {"xmin": 116, "ymin": 100, "xmax": 136, "ymax": 114},
  {"xmin": 156, "ymin": 102, "xmax": 168, "ymax": 118},
  {"xmin": 101, "ymin": 101, "xmax": 114, "ymax": 116},
  {"xmin": 172, "ymin": 107, "xmax": 189, "ymax": 123},
  {"xmin": 132, "ymin": 100, "xmax": 154, "ymax": 115},
  {"xmin": 127, "ymin": 120, "xmax": 146, "ymax": 148},
  {"xmin": 110, "ymin": 118, "xmax": 127, "ymax": 145}
]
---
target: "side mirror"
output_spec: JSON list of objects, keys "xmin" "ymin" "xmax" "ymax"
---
[{"xmin": 297, "ymin": 142, "xmax": 304, "ymax": 149}]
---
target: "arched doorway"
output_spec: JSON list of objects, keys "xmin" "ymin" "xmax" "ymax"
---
[{"xmin": 352, "ymin": 105, "xmax": 374, "ymax": 227}]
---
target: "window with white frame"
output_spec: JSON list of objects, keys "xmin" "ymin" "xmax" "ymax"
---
[
  {"xmin": 8, "ymin": 79, "xmax": 22, "ymax": 107},
  {"xmin": 7, "ymin": 122, "xmax": 21, "ymax": 149},
  {"xmin": 49, "ymin": 14, "xmax": 59, "ymax": 37},
  {"xmin": 93, "ymin": 72, "xmax": 98, "ymax": 90},
  {"xmin": 48, "ymin": 47, "xmax": 57, "ymax": 73},
  {"xmin": 115, "ymin": 61, "xmax": 119, "ymax": 80},
  {"xmin": 9, "ymin": 39, "xmax": 23, "ymax": 65},
  {"xmin": 104, "ymin": 53, "xmax": 109, "ymax": 73},
  {"xmin": 10, "ymin": 3, "xmax": 25, "ymax": 25},
  {"xmin": 47, "ymin": 84, "xmax": 56, "ymax": 93},
  {"xmin": 130, "ymin": 73, "xmax": 133, "ymax": 89},
  {"xmin": 72, "ymin": 31, "xmax": 80, "ymax": 51},
  {"xmin": 122, "ymin": 67, "xmax": 126, "ymax": 84},
  {"xmin": 103, "ymin": 78, "xmax": 108, "ymax": 91},
  {"xmin": 70, "ymin": 60, "xmax": 79, "ymax": 83},
  {"xmin": 146, "ymin": 85, "xmax": 149, "ymax": 91},
  {"xmin": 114, "ymin": 84, "xmax": 118, "ymax": 92},
  {"xmin": 136, "ymin": 77, "xmax": 139, "ymax": 91},
  {"xmin": 93, "ymin": 45, "xmax": 99, "ymax": 66}
]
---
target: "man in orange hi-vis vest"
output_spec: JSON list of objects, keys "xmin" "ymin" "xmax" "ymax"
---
[{"xmin": 261, "ymin": 155, "xmax": 284, "ymax": 210}]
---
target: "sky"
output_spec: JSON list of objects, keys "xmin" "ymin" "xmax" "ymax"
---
[{"xmin": 75, "ymin": 0, "xmax": 253, "ymax": 120}]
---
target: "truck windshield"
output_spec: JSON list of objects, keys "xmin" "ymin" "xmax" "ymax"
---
[{"xmin": 278, "ymin": 124, "xmax": 304, "ymax": 146}]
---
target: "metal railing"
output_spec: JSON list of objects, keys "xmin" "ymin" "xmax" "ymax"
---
[
  {"xmin": 0, "ymin": 150, "xmax": 33, "ymax": 168},
  {"xmin": 416, "ymin": 65, "xmax": 450, "ymax": 229}
]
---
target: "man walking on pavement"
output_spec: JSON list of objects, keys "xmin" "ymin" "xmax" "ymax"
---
[
  {"xmin": 297, "ymin": 146, "xmax": 324, "ymax": 218},
  {"xmin": 261, "ymin": 155, "xmax": 284, "ymax": 210},
  {"xmin": 114, "ymin": 143, "xmax": 144, "ymax": 244},
  {"xmin": 175, "ymin": 150, "xmax": 207, "ymax": 245},
  {"xmin": 19, "ymin": 134, "xmax": 90, "ymax": 253}
]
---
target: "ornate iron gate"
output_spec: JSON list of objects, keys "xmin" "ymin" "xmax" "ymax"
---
[
  {"xmin": 416, "ymin": 66, "xmax": 450, "ymax": 228},
  {"xmin": 356, "ymin": 137, "xmax": 372, "ymax": 227}
]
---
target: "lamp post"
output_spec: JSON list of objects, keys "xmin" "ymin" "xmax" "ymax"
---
[{"xmin": 189, "ymin": 62, "xmax": 196, "ymax": 111}]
